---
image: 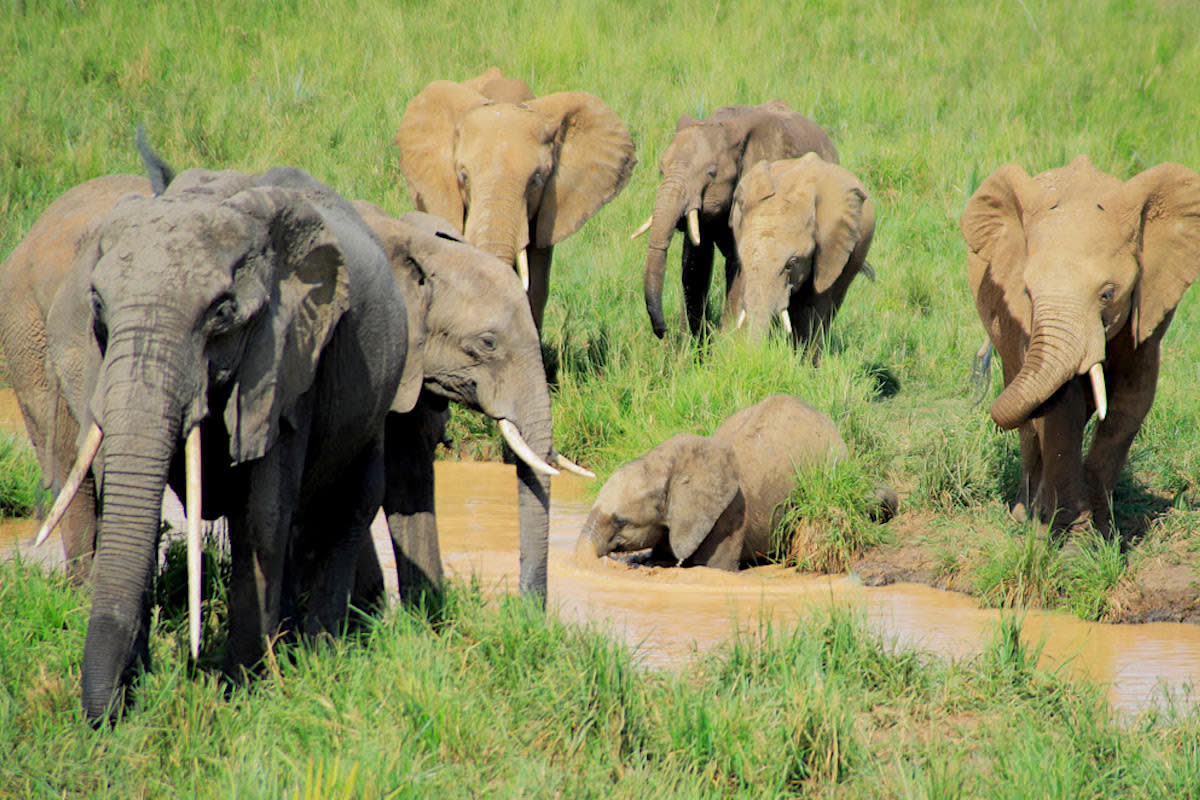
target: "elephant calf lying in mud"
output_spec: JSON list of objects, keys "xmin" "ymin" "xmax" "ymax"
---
[{"xmin": 577, "ymin": 395, "xmax": 896, "ymax": 571}]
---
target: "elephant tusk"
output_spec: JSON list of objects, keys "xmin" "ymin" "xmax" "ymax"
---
[
  {"xmin": 499, "ymin": 419, "xmax": 559, "ymax": 477},
  {"xmin": 686, "ymin": 208, "xmax": 701, "ymax": 247},
  {"xmin": 185, "ymin": 426, "xmax": 203, "ymax": 660},
  {"xmin": 34, "ymin": 423, "xmax": 102, "ymax": 547},
  {"xmin": 552, "ymin": 451, "xmax": 596, "ymax": 480},
  {"xmin": 516, "ymin": 249, "xmax": 530, "ymax": 291},
  {"xmin": 630, "ymin": 215, "xmax": 653, "ymax": 240},
  {"xmin": 779, "ymin": 309, "xmax": 793, "ymax": 335},
  {"xmin": 1089, "ymin": 363, "xmax": 1107, "ymax": 422},
  {"xmin": 736, "ymin": 308, "xmax": 746, "ymax": 329}
]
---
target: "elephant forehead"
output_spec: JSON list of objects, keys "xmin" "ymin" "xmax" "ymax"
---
[
  {"xmin": 461, "ymin": 104, "xmax": 551, "ymax": 145},
  {"xmin": 1026, "ymin": 206, "xmax": 1133, "ymax": 260},
  {"xmin": 594, "ymin": 466, "xmax": 662, "ymax": 516}
]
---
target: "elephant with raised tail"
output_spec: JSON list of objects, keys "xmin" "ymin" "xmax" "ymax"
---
[
  {"xmin": 963, "ymin": 155, "xmax": 1200, "ymax": 529},
  {"xmin": 729, "ymin": 153, "xmax": 875, "ymax": 352},
  {"xmin": 636, "ymin": 101, "xmax": 838, "ymax": 340},
  {"xmin": 395, "ymin": 67, "xmax": 636, "ymax": 332}
]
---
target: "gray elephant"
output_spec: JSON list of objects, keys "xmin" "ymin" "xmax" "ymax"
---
[
  {"xmin": 729, "ymin": 154, "xmax": 875, "ymax": 353},
  {"xmin": 395, "ymin": 67, "xmax": 637, "ymax": 332},
  {"xmin": 578, "ymin": 395, "xmax": 890, "ymax": 571},
  {"xmin": 963, "ymin": 155, "xmax": 1200, "ymax": 528},
  {"xmin": 637, "ymin": 101, "xmax": 838, "ymax": 339},
  {"xmin": 0, "ymin": 151, "xmax": 411, "ymax": 722}
]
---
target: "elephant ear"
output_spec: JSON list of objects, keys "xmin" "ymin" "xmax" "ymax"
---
[
  {"xmin": 661, "ymin": 435, "xmax": 742, "ymax": 563},
  {"xmin": 1114, "ymin": 162, "xmax": 1200, "ymax": 345},
  {"xmin": 961, "ymin": 164, "xmax": 1042, "ymax": 335},
  {"xmin": 527, "ymin": 91, "xmax": 636, "ymax": 247},
  {"xmin": 222, "ymin": 187, "xmax": 351, "ymax": 463},
  {"xmin": 395, "ymin": 80, "xmax": 486, "ymax": 232},
  {"xmin": 350, "ymin": 201, "xmax": 432, "ymax": 415},
  {"xmin": 813, "ymin": 161, "xmax": 869, "ymax": 294},
  {"xmin": 463, "ymin": 67, "xmax": 533, "ymax": 104}
]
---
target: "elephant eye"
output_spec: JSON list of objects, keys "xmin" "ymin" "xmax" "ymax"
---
[
  {"xmin": 706, "ymin": 166, "xmax": 718, "ymax": 179},
  {"xmin": 1099, "ymin": 286, "xmax": 1115, "ymax": 305},
  {"xmin": 89, "ymin": 288, "xmax": 109, "ymax": 353},
  {"xmin": 208, "ymin": 294, "xmax": 239, "ymax": 333},
  {"xmin": 479, "ymin": 332, "xmax": 498, "ymax": 351},
  {"xmin": 457, "ymin": 168, "xmax": 469, "ymax": 186}
]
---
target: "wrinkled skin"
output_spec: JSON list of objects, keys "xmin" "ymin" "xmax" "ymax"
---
[
  {"xmin": 0, "ymin": 166, "xmax": 409, "ymax": 723},
  {"xmin": 396, "ymin": 67, "xmax": 636, "ymax": 332},
  {"xmin": 640, "ymin": 101, "xmax": 838, "ymax": 339},
  {"xmin": 963, "ymin": 156, "xmax": 1200, "ymax": 529},
  {"xmin": 730, "ymin": 154, "xmax": 875, "ymax": 354},
  {"xmin": 349, "ymin": 204, "xmax": 554, "ymax": 606},
  {"xmin": 578, "ymin": 395, "xmax": 891, "ymax": 571}
]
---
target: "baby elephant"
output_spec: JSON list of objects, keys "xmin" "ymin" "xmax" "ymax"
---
[
  {"xmin": 729, "ymin": 153, "xmax": 875, "ymax": 352},
  {"xmin": 578, "ymin": 395, "xmax": 891, "ymax": 571}
]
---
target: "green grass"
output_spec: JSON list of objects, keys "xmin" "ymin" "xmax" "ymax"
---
[
  {"xmin": 0, "ymin": 433, "xmax": 46, "ymax": 518},
  {"xmin": 4, "ymin": 557, "xmax": 1200, "ymax": 798}
]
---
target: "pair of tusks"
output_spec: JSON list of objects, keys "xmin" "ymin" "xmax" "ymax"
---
[
  {"xmin": 33, "ymin": 423, "xmax": 205, "ymax": 660},
  {"xmin": 734, "ymin": 308, "xmax": 792, "ymax": 335},
  {"xmin": 630, "ymin": 209, "xmax": 702, "ymax": 247},
  {"xmin": 497, "ymin": 419, "xmax": 596, "ymax": 479}
]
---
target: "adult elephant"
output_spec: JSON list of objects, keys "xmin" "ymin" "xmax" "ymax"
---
[
  {"xmin": 577, "ymin": 395, "xmax": 895, "ymax": 570},
  {"xmin": 395, "ymin": 67, "xmax": 636, "ymax": 332},
  {"xmin": 963, "ymin": 155, "xmax": 1200, "ymax": 528},
  {"xmin": 729, "ymin": 153, "xmax": 875, "ymax": 353},
  {"xmin": 636, "ymin": 100, "xmax": 838, "ymax": 339},
  {"xmin": 0, "ymin": 153, "xmax": 412, "ymax": 723}
]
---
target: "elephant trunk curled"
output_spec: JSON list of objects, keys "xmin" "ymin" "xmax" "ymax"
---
[
  {"xmin": 643, "ymin": 175, "xmax": 689, "ymax": 338},
  {"xmin": 991, "ymin": 296, "xmax": 1090, "ymax": 430}
]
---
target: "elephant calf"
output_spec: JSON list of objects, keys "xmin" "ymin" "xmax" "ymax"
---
[
  {"xmin": 729, "ymin": 153, "xmax": 875, "ymax": 353},
  {"xmin": 578, "ymin": 395, "xmax": 893, "ymax": 571}
]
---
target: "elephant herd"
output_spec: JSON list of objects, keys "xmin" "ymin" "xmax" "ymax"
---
[{"xmin": 2, "ymin": 67, "xmax": 1199, "ymax": 725}]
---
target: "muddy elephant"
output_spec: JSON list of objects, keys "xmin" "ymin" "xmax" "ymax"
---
[
  {"xmin": 578, "ymin": 395, "xmax": 892, "ymax": 571},
  {"xmin": 395, "ymin": 67, "xmax": 636, "ymax": 332},
  {"xmin": 963, "ymin": 155, "xmax": 1200, "ymax": 528},
  {"xmin": 0, "ymin": 151, "xmax": 415, "ymax": 722},
  {"xmin": 729, "ymin": 154, "xmax": 875, "ymax": 353},
  {"xmin": 637, "ymin": 100, "xmax": 838, "ymax": 339}
]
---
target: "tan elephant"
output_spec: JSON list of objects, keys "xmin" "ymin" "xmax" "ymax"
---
[
  {"xmin": 395, "ymin": 67, "xmax": 636, "ymax": 332},
  {"xmin": 963, "ymin": 155, "xmax": 1200, "ymax": 528},
  {"xmin": 729, "ymin": 153, "xmax": 875, "ymax": 353}
]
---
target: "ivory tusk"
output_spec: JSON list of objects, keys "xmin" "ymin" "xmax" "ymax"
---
[
  {"xmin": 780, "ymin": 309, "xmax": 793, "ymax": 335},
  {"xmin": 516, "ymin": 249, "xmax": 530, "ymax": 291},
  {"xmin": 736, "ymin": 308, "xmax": 747, "ymax": 329},
  {"xmin": 498, "ymin": 419, "xmax": 559, "ymax": 477},
  {"xmin": 34, "ymin": 423, "xmax": 102, "ymax": 547},
  {"xmin": 1089, "ymin": 363, "xmax": 1107, "ymax": 422},
  {"xmin": 630, "ymin": 215, "xmax": 653, "ymax": 240},
  {"xmin": 553, "ymin": 451, "xmax": 596, "ymax": 480},
  {"xmin": 686, "ymin": 209, "xmax": 701, "ymax": 247},
  {"xmin": 185, "ymin": 426, "xmax": 203, "ymax": 660}
]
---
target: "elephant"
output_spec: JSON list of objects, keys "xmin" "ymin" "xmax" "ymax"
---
[
  {"xmin": 963, "ymin": 155, "xmax": 1200, "ymax": 529},
  {"xmin": 728, "ymin": 153, "xmax": 875, "ymax": 353},
  {"xmin": 577, "ymin": 395, "xmax": 894, "ymax": 571},
  {"xmin": 395, "ymin": 67, "xmax": 637, "ymax": 332},
  {"xmin": 0, "ymin": 150, "xmax": 414, "ymax": 722},
  {"xmin": 637, "ymin": 100, "xmax": 838, "ymax": 339}
]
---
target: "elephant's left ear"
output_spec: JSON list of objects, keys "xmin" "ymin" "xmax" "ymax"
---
[
  {"xmin": 528, "ymin": 92, "xmax": 636, "ymax": 247},
  {"xmin": 814, "ymin": 167, "xmax": 871, "ymax": 294},
  {"xmin": 223, "ymin": 187, "xmax": 351, "ymax": 463},
  {"xmin": 1117, "ymin": 163, "xmax": 1200, "ymax": 345}
]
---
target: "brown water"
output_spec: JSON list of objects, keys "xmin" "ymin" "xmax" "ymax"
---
[{"xmin": 5, "ymin": 384, "xmax": 1199, "ymax": 714}]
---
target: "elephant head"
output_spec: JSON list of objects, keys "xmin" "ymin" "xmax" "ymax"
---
[
  {"xmin": 577, "ymin": 434, "xmax": 746, "ymax": 569},
  {"xmin": 395, "ymin": 68, "xmax": 636, "ymax": 331},
  {"xmin": 729, "ymin": 154, "xmax": 875, "ymax": 346},
  {"xmin": 48, "ymin": 166, "xmax": 403, "ymax": 723},
  {"xmin": 963, "ymin": 156, "xmax": 1200, "ymax": 432},
  {"xmin": 352, "ymin": 203, "xmax": 556, "ymax": 599},
  {"xmin": 640, "ymin": 101, "xmax": 839, "ymax": 338}
]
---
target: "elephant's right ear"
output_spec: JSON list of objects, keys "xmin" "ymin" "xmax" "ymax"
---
[
  {"xmin": 395, "ymin": 80, "xmax": 485, "ymax": 232},
  {"xmin": 662, "ymin": 435, "xmax": 742, "ymax": 563},
  {"xmin": 351, "ymin": 201, "xmax": 431, "ymax": 414},
  {"xmin": 961, "ymin": 164, "xmax": 1040, "ymax": 333}
]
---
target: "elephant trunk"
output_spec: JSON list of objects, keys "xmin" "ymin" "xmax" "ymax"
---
[
  {"xmin": 990, "ymin": 296, "xmax": 1090, "ymax": 430},
  {"xmin": 576, "ymin": 508, "xmax": 606, "ymax": 560},
  {"xmin": 643, "ymin": 175, "xmax": 689, "ymax": 338},
  {"xmin": 513, "ymin": 398, "xmax": 553, "ymax": 604},
  {"xmin": 463, "ymin": 183, "xmax": 529, "ymax": 272}
]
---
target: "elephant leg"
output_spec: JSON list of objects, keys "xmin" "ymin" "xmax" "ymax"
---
[
  {"xmin": 1084, "ymin": 328, "xmax": 1162, "ymax": 526},
  {"xmin": 525, "ymin": 244, "xmax": 553, "ymax": 334},
  {"xmin": 1014, "ymin": 423, "xmax": 1042, "ymax": 522},
  {"xmin": 294, "ymin": 435, "xmax": 385, "ymax": 637},
  {"xmin": 715, "ymin": 230, "xmax": 742, "ymax": 326},
  {"xmin": 1034, "ymin": 383, "xmax": 1089, "ymax": 529},
  {"xmin": 50, "ymin": 399, "xmax": 98, "ymax": 583},
  {"xmin": 681, "ymin": 237, "xmax": 715, "ymax": 338},
  {"xmin": 383, "ymin": 399, "xmax": 448, "ymax": 608}
]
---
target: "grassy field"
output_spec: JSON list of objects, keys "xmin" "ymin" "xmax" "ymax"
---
[{"xmin": 3, "ymin": 0, "xmax": 1200, "ymax": 794}]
